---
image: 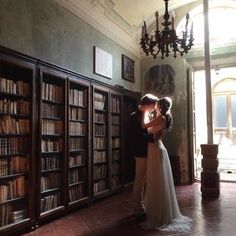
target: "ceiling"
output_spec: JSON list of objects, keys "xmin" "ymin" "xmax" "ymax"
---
[
  {"xmin": 55, "ymin": 0, "xmax": 236, "ymax": 67},
  {"xmin": 55, "ymin": 0, "xmax": 200, "ymax": 57}
]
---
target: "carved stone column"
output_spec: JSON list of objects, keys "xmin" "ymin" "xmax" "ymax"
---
[{"xmin": 200, "ymin": 144, "xmax": 220, "ymax": 198}]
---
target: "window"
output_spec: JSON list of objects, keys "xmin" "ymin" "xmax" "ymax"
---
[{"xmin": 214, "ymin": 95, "xmax": 228, "ymax": 128}]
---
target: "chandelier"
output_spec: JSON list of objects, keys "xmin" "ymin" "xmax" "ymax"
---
[{"xmin": 140, "ymin": 0, "xmax": 194, "ymax": 59}]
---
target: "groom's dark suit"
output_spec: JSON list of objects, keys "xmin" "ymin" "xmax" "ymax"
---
[{"xmin": 131, "ymin": 109, "xmax": 155, "ymax": 157}]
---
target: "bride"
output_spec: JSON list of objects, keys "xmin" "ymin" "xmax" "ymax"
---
[{"xmin": 140, "ymin": 96, "xmax": 192, "ymax": 232}]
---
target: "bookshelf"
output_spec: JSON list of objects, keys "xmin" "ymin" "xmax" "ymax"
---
[
  {"xmin": 92, "ymin": 86, "xmax": 109, "ymax": 199},
  {"xmin": 68, "ymin": 78, "xmax": 90, "ymax": 206},
  {"xmin": 0, "ymin": 54, "xmax": 36, "ymax": 234},
  {"xmin": 38, "ymin": 67, "xmax": 67, "ymax": 220},
  {"xmin": 110, "ymin": 92, "xmax": 123, "ymax": 190},
  {"xmin": 0, "ymin": 46, "xmax": 141, "ymax": 235}
]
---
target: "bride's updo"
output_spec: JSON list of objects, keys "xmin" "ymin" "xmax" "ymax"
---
[{"xmin": 158, "ymin": 97, "xmax": 172, "ymax": 130}]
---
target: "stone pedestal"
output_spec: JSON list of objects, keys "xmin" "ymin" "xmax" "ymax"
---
[{"xmin": 200, "ymin": 144, "xmax": 220, "ymax": 198}]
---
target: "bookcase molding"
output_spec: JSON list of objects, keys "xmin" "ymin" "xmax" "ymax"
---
[{"xmin": 0, "ymin": 46, "xmax": 140, "ymax": 235}]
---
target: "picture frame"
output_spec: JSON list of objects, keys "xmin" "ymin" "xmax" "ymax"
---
[
  {"xmin": 94, "ymin": 46, "xmax": 112, "ymax": 79},
  {"xmin": 122, "ymin": 54, "xmax": 135, "ymax": 82}
]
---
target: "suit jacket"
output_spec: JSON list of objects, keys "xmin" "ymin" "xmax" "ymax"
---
[{"xmin": 130, "ymin": 109, "xmax": 154, "ymax": 157}]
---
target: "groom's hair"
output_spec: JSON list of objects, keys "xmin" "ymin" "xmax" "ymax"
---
[{"xmin": 140, "ymin": 93, "xmax": 158, "ymax": 106}]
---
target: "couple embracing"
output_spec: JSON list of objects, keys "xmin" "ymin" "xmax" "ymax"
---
[{"xmin": 131, "ymin": 94, "xmax": 192, "ymax": 232}]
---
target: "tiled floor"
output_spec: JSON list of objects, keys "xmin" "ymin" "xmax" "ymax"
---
[{"xmin": 24, "ymin": 182, "xmax": 236, "ymax": 236}]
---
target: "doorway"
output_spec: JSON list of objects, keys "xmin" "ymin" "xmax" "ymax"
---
[{"xmin": 193, "ymin": 67, "xmax": 236, "ymax": 181}]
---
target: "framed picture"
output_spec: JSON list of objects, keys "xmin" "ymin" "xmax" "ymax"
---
[
  {"xmin": 122, "ymin": 54, "xmax": 135, "ymax": 82},
  {"xmin": 94, "ymin": 46, "xmax": 112, "ymax": 79}
]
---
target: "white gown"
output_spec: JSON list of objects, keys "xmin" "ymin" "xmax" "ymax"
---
[{"xmin": 141, "ymin": 126, "xmax": 192, "ymax": 232}]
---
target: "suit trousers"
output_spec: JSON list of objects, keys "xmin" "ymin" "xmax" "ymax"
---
[{"xmin": 133, "ymin": 157, "xmax": 147, "ymax": 215}]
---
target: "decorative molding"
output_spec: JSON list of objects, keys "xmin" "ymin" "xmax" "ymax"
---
[{"xmin": 55, "ymin": 0, "xmax": 140, "ymax": 57}]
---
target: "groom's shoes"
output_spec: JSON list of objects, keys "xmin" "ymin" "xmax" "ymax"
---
[{"xmin": 135, "ymin": 213, "xmax": 146, "ymax": 222}]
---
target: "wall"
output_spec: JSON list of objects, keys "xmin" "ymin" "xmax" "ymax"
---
[
  {"xmin": 0, "ymin": 0, "xmax": 140, "ymax": 92},
  {"xmin": 141, "ymin": 56, "xmax": 191, "ymax": 183}
]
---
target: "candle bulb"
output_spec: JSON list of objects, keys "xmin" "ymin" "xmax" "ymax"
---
[
  {"xmin": 171, "ymin": 16, "xmax": 174, "ymax": 30},
  {"xmin": 144, "ymin": 21, "xmax": 147, "ymax": 35},
  {"xmin": 155, "ymin": 11, "xmax": 159, "ymax": 31},
  {"xmin": 142, "ymin": 26, "xmax": 144, "ymax": 39}
]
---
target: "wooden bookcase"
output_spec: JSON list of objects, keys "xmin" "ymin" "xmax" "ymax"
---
[
  {"xmin": 91, "ymin": 85, "xmax": 124, "ymax": 201},
  {"xmin": 67, "ymin": 77, "xmax": 90, "ymax": 207},
  {"xmin": 37, "ymin": 66, "xmax": 67, "ymax": 221},
  {"xmin": 0, "ymin": 53, "xmax": 36, "ymax": 235},
  {"xmin": 92, "ymin": 86, "xmax": 110, "ymax": 199},
  {"xmin": 110, "ymin": 91, "xmax": 123, "ymax": 191},
  {"xmin": 0, "ymin": 46, "xmax": 140, "ymax": 235}
]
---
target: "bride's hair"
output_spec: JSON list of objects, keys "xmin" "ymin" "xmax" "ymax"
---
[{"xmin": 158, "ymin": 97, "xmax": 172, "ymax": 130}]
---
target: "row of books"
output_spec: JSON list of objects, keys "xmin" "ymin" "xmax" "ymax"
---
[
  {"xmin": 94, "ymin": 150, "xmax": 107, "ymax": 163},
  {"xmin": 111, "ymin": 97, "xmax": 120, "ymax": 113},
  {"xmin": 69, "ymin": 168, "xmax": 86, "ymax": 184},
  {"xmin": 69, "ymin": 154, "xmax": 85, "ymax": 167},
  {"xmin": 40, "ymin": 193, "xmax": 60, "ymax": 213},
  {"xmin": 0, "ymin": 115, "xmax": 30, "ymax": 134},
  {"xmin": 0, "ymin": 204, "xmax": 27, "ymax": 227},
  {"xmin": 111, "ymin": 116, "xmax": 120, "ymax": 125},
  {"xmin": 0, "ymin": 99, "xmax": 30, "ymax": 115},
  {"xmin": 69, "ymin": 122, "xmax": 86, "ymax": 136},
  {"xmin": 94, "ymin": 137, "xmax": 106, "ymax": 150},
  {"xmin": 111, "ymin": 125, "xmax": 120, "ymax": 136},
  {"xmin": 41, "ymin": 174, "xmax": 60, "ymax": 192},
  {"xmin": 112, "ymin": 162, "xmax": 120, "ymax": 175},
  {"xmin": 94, "ymin": 93, "xmax": 106, "ymax": 110},
  {"xmin": 69, "ymin": 137, "xmax": 85, "ymax": 151},
  {"xmin": 94, "ymin": 113, "xmax": 106, "ymax": 123},
  {"xmin": 41, "ymin": 120, "xmax": 62, "ymax": 135},
  {"xmin": 69, "ymin": 89, "xmax": 86, "ymax": 107},
  {"xmin": 69, "ymin": 183, "xmax": 84, "ymax": 202},
  {"xmin": 41, "ymin": 157, "xmax": 60, "ymax": 171},
  {"xmin": 94, "ymin": 124, "xmax": 106, "ymax": 136},
  {"xmin": 0, "ymin": 137, "xmax": 28, "ymax": 155},
  {"xmin": 94, "ymin": 179, "xmax": 106, "ymax": 193},
  {"xmin": 94, "ymin": 165, "xmax": 107, "ymax": 180},
  {"xmin": 69, "ymin": 107, "xmax": 86, "ymax": 121},
  {"xmin": 111, "ymin": 176, "xmax": 120, "ymax": 188},
  {"xmin": 0, "ymin": 176, "xmax": 26, "ymax": 203},
  {"xmin": 112, "ymin": 138, "xmax": 120, "ymax": 149},
  {"xmin": 42, "ymin": 82, "xmax": 63, "ymax": 103},
  {"xmin": 42, "ymin": 103, "xmax": 62, "ymax": 119},
  {"xmin": 112, "ymin": 150, "xmax": 120, "ymax": 161},
  {"xmin": 0, "ymin": 77, "xmax": 30, "ymax": 96},
  {"xmin": 41, "ymin": 140, "xmax": 61, "ymax": 153}
]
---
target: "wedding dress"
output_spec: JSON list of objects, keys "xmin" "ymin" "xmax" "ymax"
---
[{"xmin": 141, "ymin": 125, "xmax": 192, "ymax": 232}]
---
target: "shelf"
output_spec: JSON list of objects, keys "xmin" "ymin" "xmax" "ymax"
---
[
  {"xmin": 0, "ymin": 196, "xmax": 26, "ymax": 206},
  {"xmin": 93, "ymin": 161, "xmax": 107, "ymax": 165},
  {"xmin": 68, "ymin": 197, "xmax": 89, "ymax": 206},
  {"xmin": 69, "ymin": 119, "xmax": 86, "ymax": 123},
  {"xmin": 94, "ymin": 176, "xmax": 107, "ymax": 181},
  {"xmin": 69, "ymin": 164, "xmax": 86, "ymax": 169},
  {"xmin": 93, "ymin": 148, "xmax": 108, "ymax": 151},
  {"xmin": 94, "ymin": 109, "xmax": 107, "ymax": 113},
  {"xmin": 42, "ymin": 116, "xmax": 62, "ymax": 121},
  {"xmin": 69, "ymin": 104, "xmax": 87, "ymax": 109},
  {"xmin": 41, "ymin": 188, "xmax": 61, "ymax": 195},
  {"xmin": 69, "ymin": 181, "xmax": 85, "ymax": 187},
  {"xmin": 41, "ymin": 151, "xmax": 62, "ymax": 155},
  {"xmin": 69, "ymin": 134, "xmax": 86, "ymax": 137},
  {"xmin": 0, "ymin": 92, "xmax": 29, "ymax": 100},
  {"xmin": 41, "ymin": 134, "xmax": 62, "ymax": 137},
  {"xmin": 0, "ymin": 173, "xmax": 26, "ymax": 180},
  {"xmin": 0, "ymin": 153, "xmax": 28, "ymax": 158},
  {"xmin": 69, "ymin": 149, "xmax": 86, "ymax": 153},
  {"xmin": 42, "ymin": 99, "xmax": 63, "ymax": 106},
  {"xmin": 94, "ymin": 134, "xmax": 106, "ymax": 137},
  {"xmin": 40, "ymin": 206, "xmax": 65, "ymax": 218},
  {"xmin": 0, "ymin": 133, "xmax": 29, "ymax": 137},
  {"xmin": 0, "ymin": 113, "xmax": 30, "ymax": 119},
  {"xmin": 41, "ymin": 169, "xmax": 61, "ymax": 173},
  {"xmin": 94, "ymin": 121, "xmax": 106, "ymax": 125}
]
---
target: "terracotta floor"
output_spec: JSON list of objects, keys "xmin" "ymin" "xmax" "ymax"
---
[{"xmin": 24, "ymin": 182, "xmax": 236, "ymax": 236}]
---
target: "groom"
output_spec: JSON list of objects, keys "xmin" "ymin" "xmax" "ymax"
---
[{"xmin": 131, "ymin": 94, "xmax": 158, "ymax": 220}]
